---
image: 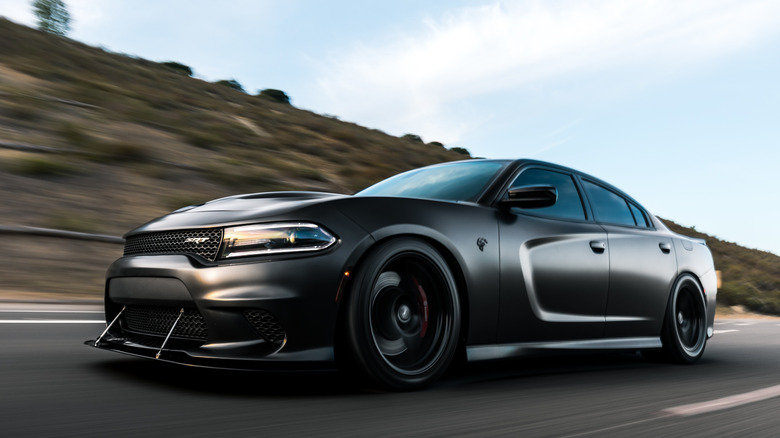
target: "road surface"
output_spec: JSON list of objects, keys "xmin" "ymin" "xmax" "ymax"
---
[{"xmin": 2, "ymin": 304, "xmax": 780, "ymax": 437}]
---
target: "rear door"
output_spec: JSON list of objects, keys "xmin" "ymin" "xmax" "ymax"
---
[{"xmin": 580, "ymin": 179, "xmax": 677, "ymax": 338}]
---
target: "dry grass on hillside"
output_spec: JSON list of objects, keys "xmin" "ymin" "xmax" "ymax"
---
[{"xmin": 0, "ymin": 19, "xmax": 470, "ymax": 298}]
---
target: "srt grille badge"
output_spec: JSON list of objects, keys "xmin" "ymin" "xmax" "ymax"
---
[
  {"xmin": 185, "ymin": 237, "xmax": 210, "ymax": 244},
  {"xmin": 477, "ymin": 237, "xmax": 487, "ymax": 252}
]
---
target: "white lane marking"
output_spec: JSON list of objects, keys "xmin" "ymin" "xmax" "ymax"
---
[
  {"xmin": 660, "ymin": 384, "xmax": 780, "ymax": 417},
  {"xmin": 0, "ymin": 320, "xmax": 105, "ymax": 324},
  {"xmin": 0, "ymin": 310, "xmax": 103, "ymax": 314},
  {"xmin": 714, "ymin": 329, "xmax": 739, "ymax": 334},
  {"xmin": 735, "ymin": 322, "xmax": 755, "ymax": 326}
]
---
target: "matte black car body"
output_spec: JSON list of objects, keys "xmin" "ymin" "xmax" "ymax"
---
[{"xmin": 88, "ymin": 159, "xmax": 717, "ymax": 389}]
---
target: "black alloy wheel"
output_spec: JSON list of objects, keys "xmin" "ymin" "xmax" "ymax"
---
[
  {"xmin": 342, "ymin": 238, "xmax": 460, "ymax": 390},
  {"xmin": 661, "ymin": 273, "xmax": 708, "ymax": 363}
]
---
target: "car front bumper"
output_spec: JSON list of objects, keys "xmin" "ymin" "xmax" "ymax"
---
[{"xmin": 87, "ymin": 252, "xmax": 348, "ymax": 369}]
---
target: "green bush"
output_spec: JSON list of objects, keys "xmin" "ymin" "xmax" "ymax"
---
[
  {"xmin": 9, "ymin": 155, "xmax": 76, "ymax": 177},
  {"xmin": 160, "ymin": 61, "xmax": 193, "ymax": 76},
  {"xmin": 103, "ymin": 142, "xmax": 150, "ymax": 162},
  {"xmin": 258, "ymin": 89, "xmax": 290, "ymax": 104},
  {"xmin": 402, "ymin": 134, "xmax": 423, "ymax": 143},
  {"xmin": 449, "ymin": 147, "xmax": 471, "ymax": 156},
  {"xmin": 215, "ymin": 79, "xmax": 244, "ymax": 92},
  {"xmin": 183, "ymin": 130, "xmax": 222, "ymax": 150},
  {"xmin": 46, "ymin": 210, "xmax": 99, "ymax": 233},
  {"xmin": 57, "ymin": 121, "xmax": 89, "ymax": 145},
  {"xmin": 6, "ymin": 103, "xmax": 43, "ymax": 122}
]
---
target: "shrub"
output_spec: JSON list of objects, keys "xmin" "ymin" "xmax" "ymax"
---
[
  {"xmin": 183, "ymin": 130, "xmax": 222, "ymax": 150},
  {"xmin": 57, "ymin": 121, "xmax": 89, "ymax": 145},
  {"xmin": 103, "ymin": 142, "xmax": 150, "ymax": 162},
  {"xmin": 328, "ymin": 127, "xmax": 359, "ymax": 144},
  {"xmin": 449, "ymin": 147, "xmax": 471, "ymax": 156},
  {"xmin": 160, "ymin": 61, "xmax": 193, "ymax": 76},
  {"xmin": 216, "ymin": 79, "xmax": 245, "ymax": 92},
  {"xmin": 46, "ymin": 210, "xmax": 99, "ymax": 233},
  {"xmin": 258, "ymin": 89, "xmax": 291, "ymax": 104},
  {"xmin": 6, "ymin": 103, "xmax": 43, "ymax": 122},
  {"xmin": 402, "ymin": 134, "xmax": 423, "ymax": 143},
  {"xmin": 9, "ymin": 155, "xmax": 76, "ymax": 177}
]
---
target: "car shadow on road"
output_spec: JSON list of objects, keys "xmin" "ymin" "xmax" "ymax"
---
[
  {"xmin": 91, "ymin": 357, "xmax": 359, "ymax": 396},
  {"xmin": 445, "ymin": 351, "xmax": 661, "ymax": 386},
  {"xmin": 90, "ymin": 350, "xmax": 686, "ymax": 397}
]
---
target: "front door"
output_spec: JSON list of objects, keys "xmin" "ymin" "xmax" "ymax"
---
[{"xmin": 497, "ymin": 167, "xmax": 608, "ymax": 343}]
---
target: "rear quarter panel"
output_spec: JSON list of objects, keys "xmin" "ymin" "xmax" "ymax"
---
[{"xmin": 673, "ymin": 237, "xmax": 718, "ymax": 335}]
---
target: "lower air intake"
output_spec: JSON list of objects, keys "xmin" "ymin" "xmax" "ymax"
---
[
  {"xmin": 122, "ymin": 306, "xmax": 208, "ymax": 341},
  {"xmin": 244, "ymin": 309, "xmax": 286, "ymax": 344}
]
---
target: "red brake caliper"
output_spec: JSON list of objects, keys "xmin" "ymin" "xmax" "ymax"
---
[{"xmin": 412, "ymin": 276, "xmax": 429, "ymax": 338}]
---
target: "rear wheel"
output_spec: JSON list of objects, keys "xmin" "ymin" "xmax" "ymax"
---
[
  {"xmin": 341, "ymin": 238, "xmax": 460, "ymax": 390},
  {"xmin": 659, "ymin": 274, "xmax": 708, "ymax": 363}
]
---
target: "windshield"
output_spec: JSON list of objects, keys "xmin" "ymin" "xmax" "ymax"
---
[{"xmin": 355, "ymin": 160, "xmax": 508, "ymax": 202}]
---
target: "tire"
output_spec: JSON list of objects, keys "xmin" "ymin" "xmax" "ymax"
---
[
  {"xmin": 342, "ymin": 238, "xmax": 461, "ymax": 390},
  {"xmin": 659, "ymin": 274, "xmax": 708, "ymax": 363}
]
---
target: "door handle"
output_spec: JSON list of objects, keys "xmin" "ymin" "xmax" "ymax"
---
[
  {"xmin": 659, "ymin": 242, "xmax": 672, "ymax": 254},
  {"xmin": 589, "ymin": 240, "xmax": 606, "ymax": 254}
]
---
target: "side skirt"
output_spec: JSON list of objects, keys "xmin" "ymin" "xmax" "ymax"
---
[{"xmin": 466, "ymin": 337, "xmax": 662, "ymax": 361}]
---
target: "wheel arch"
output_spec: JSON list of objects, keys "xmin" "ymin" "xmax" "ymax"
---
[
  {"xmin": 669, "ymin": 271, "xmax": 707, "ymax": 306},
  {"xmin": 674, "ymin": 269, "xmax": 715, "ymax": 339}
]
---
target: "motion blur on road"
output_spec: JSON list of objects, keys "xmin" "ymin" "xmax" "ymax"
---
[{"xmin": 3, "ymin": 303, "xmax": 780, "ymax": 437}]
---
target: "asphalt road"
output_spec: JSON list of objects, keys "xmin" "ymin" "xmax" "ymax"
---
[{"xmin": 2, "ymin": 304, "xmax": 780, "ymax": 437}]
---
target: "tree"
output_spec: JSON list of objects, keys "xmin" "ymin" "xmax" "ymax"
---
[{"xmin": 32, "ymin": 0, "xmax": 71, "ymax": 36}]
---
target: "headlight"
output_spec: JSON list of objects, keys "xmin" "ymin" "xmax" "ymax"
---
[{"xmin": 220, "ymin": 223, "xmax": 337, "ymax": 259}]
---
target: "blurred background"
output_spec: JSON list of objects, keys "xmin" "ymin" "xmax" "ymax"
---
[
  {"xmin": 2, "ymin": 3, "xmax": 780, "ymax": 437},
  {"xmin": 0, "ymin": 1, "xmax": 777, "ymax": 312}
]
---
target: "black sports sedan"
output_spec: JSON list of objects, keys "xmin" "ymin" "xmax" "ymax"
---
[{"xmin": 87, "ymin": 159, "xmax": 717, "ymax": 390}]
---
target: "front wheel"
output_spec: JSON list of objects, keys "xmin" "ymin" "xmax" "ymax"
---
[
  {"xmin": 659, "ymin": 274, "xmax": 708, "ymax": 363},
  {"xmin": 341, "ymin": 238, "xmax": 461, "ymax": 390}
]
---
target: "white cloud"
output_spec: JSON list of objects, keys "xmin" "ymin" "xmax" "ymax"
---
[
  {"xmin": 0, "ymin": 0, "xmax": 35, "ymax": 25},
  {"xmin": 313, "ymin": 0, "xmax": 780, "ymax": 144}
]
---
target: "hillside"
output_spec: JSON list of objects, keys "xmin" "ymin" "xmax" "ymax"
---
[
  {"xmin": 662, "ymin": 219, "xmax": 780, "ymax": 315},
  {"xmin": 0, "ymin": 19, "xmax": 778, "ymax": 314},
  {"xmin": 0, "ymin": 19, "xmax": 468, "ymax": 298}
]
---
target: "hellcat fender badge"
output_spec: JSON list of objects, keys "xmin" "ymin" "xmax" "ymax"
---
[{"xmin": 477, "ymin": 237, "xmax": 487, "ymax": 251}]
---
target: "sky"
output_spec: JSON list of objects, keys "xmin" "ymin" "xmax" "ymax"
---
[{"xmin": 2, "ymin": 0, "xmax": 779, "ymax": 255}]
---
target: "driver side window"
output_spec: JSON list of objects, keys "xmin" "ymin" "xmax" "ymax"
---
[{"xmin": 510, "ymin": 168, "xmax": 586, "ymax": 220}]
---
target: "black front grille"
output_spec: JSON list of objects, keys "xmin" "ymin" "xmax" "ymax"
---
[
  {"xmin": 122, "ymin": 306, "xmax": 208, "ymax": 341},
  {"xmin": 124, "ymin": 228, "xmax": 223, "ymax": 261},
  {"xmin": 244, "ymin": 309, "xmax": 286, "ymax": 344}
]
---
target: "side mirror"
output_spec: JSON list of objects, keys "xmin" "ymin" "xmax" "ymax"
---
[{"xmin": 501, "ymin": 185, "xmax": 557, "ymax": 209}]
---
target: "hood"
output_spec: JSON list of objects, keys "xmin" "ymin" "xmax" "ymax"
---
[{"xmin": 129, "ymin": 191, "xmax": 348, "ymax": 234}]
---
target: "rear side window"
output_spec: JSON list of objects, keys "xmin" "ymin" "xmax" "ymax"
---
[
  {"xmin": 582, "ymin": 180, "xmax": 635, "ymax": 226},
  {"xmin": 510, "ymin": 168, "xmax": 586, "ymax": 220},
  {"xmin": 628, "ymin": 203, "xmax": 650, "ymax": 228}
]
